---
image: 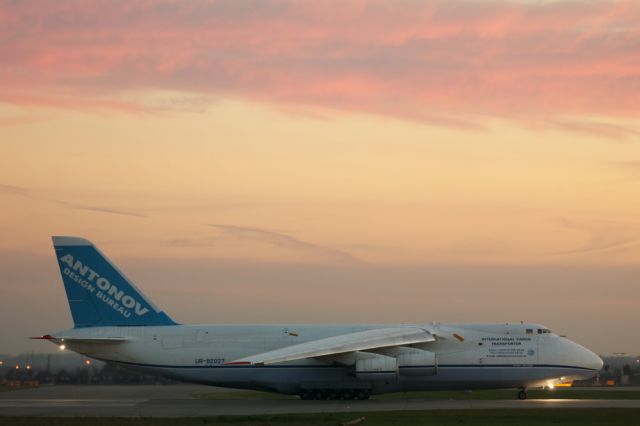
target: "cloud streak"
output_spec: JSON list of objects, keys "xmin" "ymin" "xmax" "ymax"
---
[
  {"xmin": 547, "ymin": 218, "xmax": 636, "ymax": 256},
  {"xmin": 1, "ymin": 1, "xmax": 639, "ymax": 132},
  {"xmin": 208, "ymin": 224, "xmax": 358, "ymax": 263},
  {"xmin": 0, "ymin": 183, "xmax": 146, "ymax": 218},
  {"xmin": 58, "ymin": 201, "xmax": 147, "ymax": 218},
  {"xmin": 550, "ymin": 119, "xmax": 639, "ymax": 141},
  {"xmin": 611, "ymin": 160, "xmax": 640, "ymax": 175},
  {"xmin": 0, "ymin": 183, "xmax": 30, "ymax": 196}
]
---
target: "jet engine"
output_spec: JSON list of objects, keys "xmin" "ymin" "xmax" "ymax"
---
[{"xmin": 355, "ymin": 353, "xmax": 398, "ymax": 380}]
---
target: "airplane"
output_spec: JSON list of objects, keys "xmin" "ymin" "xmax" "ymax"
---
[{"xmin": 34, "ymin": 236, "xmax": 603, "ymax": 400}]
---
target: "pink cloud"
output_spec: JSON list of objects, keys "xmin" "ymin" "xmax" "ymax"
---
[{"xmin": 1, "ymin": 0, "xmax": 639, "ymax": 128}]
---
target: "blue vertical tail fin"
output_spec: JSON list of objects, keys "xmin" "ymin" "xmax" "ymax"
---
[{"xmin": 52, "ymin": 236, "xmax": 177, "ymax": 328}]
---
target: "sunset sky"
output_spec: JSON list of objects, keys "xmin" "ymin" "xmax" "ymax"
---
[{"xmin": 1, "ymin": 0, "xmax": 639, "ymax": 356}]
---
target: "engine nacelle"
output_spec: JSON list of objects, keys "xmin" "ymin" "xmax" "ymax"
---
[
  {"xmin": 355, "ymin": 354, "xmax": 398, "ymax": 381},
  {"xmin": 368, "ymin": 347, "xmax": 437, "ymax": 376},
  {"xmin": 397, "ymin": 349, "xmax": 437, "ymax": 376}
]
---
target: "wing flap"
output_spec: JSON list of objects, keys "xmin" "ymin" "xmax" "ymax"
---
[{"xmin": 226, "ymin": 327, "xmax": 434, "ymax": 365}]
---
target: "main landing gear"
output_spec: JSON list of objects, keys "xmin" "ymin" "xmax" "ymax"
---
[
  {"xmin": 299, "ymin": 389, "xmax": 370, "ymax": 400},
  {"xmin": 517, "ymin": 388, "xmax": 528, "ymax": 400}
]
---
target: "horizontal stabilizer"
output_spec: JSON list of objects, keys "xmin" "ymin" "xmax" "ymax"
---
[{"xmin": 31, "ymin": 334, "xmax": 132, "ymax": 344}]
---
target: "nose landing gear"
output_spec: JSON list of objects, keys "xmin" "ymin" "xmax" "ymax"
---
[{"xmin": 517, "ymin": 388, "xmax": 528, "ymax": 400}]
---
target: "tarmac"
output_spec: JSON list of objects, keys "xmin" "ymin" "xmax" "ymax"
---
[{"xmin": 1, "ymin": 385, "xmax": 640, "ymax": 417}]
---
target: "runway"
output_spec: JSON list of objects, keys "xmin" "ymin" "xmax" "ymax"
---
[{"xmin": 1, "ymin": 385, "xmax": 640, "ymax": 417}]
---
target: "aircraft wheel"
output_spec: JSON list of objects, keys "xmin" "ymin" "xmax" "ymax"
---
[{"xmin": 517, "ymin": 389, "xmax": 528, "ymax": 400}]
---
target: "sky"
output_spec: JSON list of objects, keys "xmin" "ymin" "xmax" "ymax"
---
[{"xmin": 1, "ymin": 0, "xmax": 639, "ymax": 356}]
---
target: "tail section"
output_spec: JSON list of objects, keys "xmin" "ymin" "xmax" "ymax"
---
[{"xmin": 52, "ymin": 236, "xmax": 177, "ymax": 328}]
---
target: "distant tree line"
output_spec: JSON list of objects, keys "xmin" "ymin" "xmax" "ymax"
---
[
  {"xmin": 2, "ymin": 362, "xmax": 175, "ymax": 385},
  {"xmin": 598, "ymin": 362, "xmax": 640, "ymax": 384}
]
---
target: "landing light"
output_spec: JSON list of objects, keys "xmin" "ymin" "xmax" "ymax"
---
[
  {"xmin": 59, "ymin": 344, "xmax": 66, "ymax": 351},
  {"xmin": 547, "ymin": 383, "xmax": 555, "ymax": 390}
]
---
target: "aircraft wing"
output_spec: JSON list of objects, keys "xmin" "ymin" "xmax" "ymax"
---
[{"xmin": 225, "ymin": 327, "xmax": 435, "ymax": 365}]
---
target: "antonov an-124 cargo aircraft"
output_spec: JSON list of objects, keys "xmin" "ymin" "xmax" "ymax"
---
[{"xmin": 35, "ymin": 236, "xmax": 603, "ymax": 400}]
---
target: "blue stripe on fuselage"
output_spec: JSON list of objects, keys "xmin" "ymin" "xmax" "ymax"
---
[{"xmin": 111, "ymin": 360, "xmax": 598, "ymax": 371}]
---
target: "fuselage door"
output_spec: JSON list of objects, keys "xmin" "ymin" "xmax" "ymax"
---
[
  {"xmin": 534, "ymin": 327, "xmax": 553, "ymax": 363},
  {"xmin": 196, "ymin": 329, "xmax": 209, "ymax": 345},
  {"xmin": 525, "ymin": 328, "xmax": 538, "ymax": 363}
]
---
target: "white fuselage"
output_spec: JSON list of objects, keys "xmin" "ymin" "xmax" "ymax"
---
[{"xmin": 53, "ymin": 322, "xmax": 602, "ymax": 395}]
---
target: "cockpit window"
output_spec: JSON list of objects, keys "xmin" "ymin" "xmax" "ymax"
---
[
  {"xmin": 526, "ymin": 329, "xmax": 533, "ymax": 335},
  {"xmin": 537, "ymin": 328, "xmax": 551, "ymax": 334}
]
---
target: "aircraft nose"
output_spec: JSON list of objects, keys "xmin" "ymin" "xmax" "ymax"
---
[{"xmin": 580, "ymin": 346, "xmax": 603, "ymax": 371}]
